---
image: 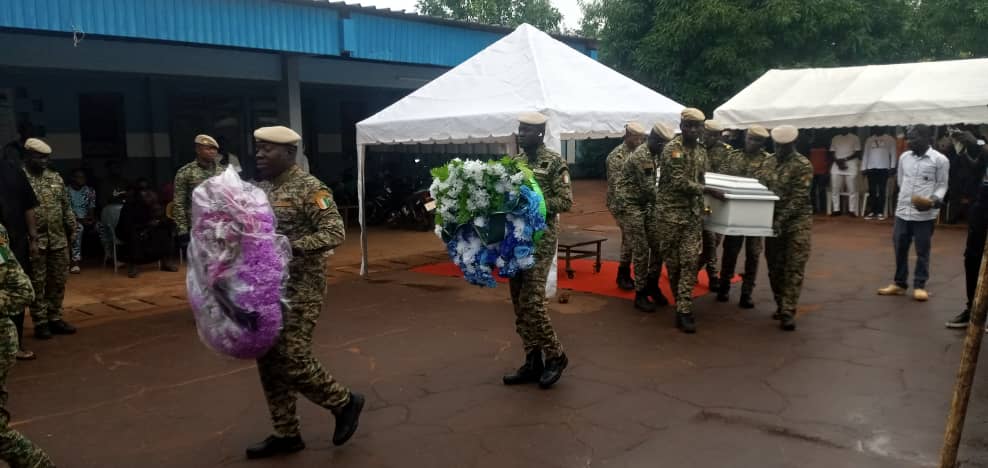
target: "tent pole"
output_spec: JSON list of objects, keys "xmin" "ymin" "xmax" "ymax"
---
[
  {"xmin": 939, "ymin": 235, "xmax": 988, "ymax": 467},
  {"xmin": 357, "ymin": 143, "xmax": 368, "ymax": 277}
]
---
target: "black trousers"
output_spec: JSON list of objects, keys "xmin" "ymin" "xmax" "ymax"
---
[
  {"xmin": 864, "ymin": 169, "xmax": 889, "ymax": 215},
  {"xmin": 965, "ymin": 184, "xmax": 988, "ymax": 310},
  {"xmin": 810, "ymin": 174, "xmax": 829, "ymax": 213}
]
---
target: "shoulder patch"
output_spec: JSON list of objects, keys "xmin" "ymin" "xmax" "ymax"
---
[
  {"xmin": 670, "ymin": 150, "xmax": 682, "ymax": 159},
  {"xmin": 312, "ymin": 190, "xmax": 334, "ymax": 210}
]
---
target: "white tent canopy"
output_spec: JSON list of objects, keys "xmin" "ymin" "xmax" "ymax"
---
[
  {"xmin": 355, "ymin": 23, "xmax": 684, "ymax": 275},
  {"xmin": 714, "ymin": 58, "xmax": 988, "ymax": 130}
]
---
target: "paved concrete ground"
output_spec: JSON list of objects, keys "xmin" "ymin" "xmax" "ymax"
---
[{"xmin": 14, "ymin": 180, "xmax": 988, "ymax": 467}]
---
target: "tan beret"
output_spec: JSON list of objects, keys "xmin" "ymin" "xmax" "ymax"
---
[
  {"xmin": 24, "ymin": 138, "xmax": 51, "ymax": 155},
  {"xmin": 194, "ymin": 134, "xmax": 219, "ymax": 148},
  {"xmin": 518, "ymin": 112, "xmax": 548, "ymax": 125},
  {"xmin": 771, "ymin": 125, "xmax": 799, "ymax": 144},
  {"xmin": 704, "ymin": 120, "xmax": 724, "ymax": 132},
  {"xmin": 254, "ymin": 126, "xmax": 301, "ymax": 145},
  {"xmin": 625, "ymin": 122, "xmax": 646, "ymax": 136},
  {"xmin": 747, "ymin": 125, "xmax": 770, "ymax": 139},
  {"xmin": 681, "ymin": 107, "xmax": 706, "ymax": 122},
  {"xmin": 652, "ymin": 123, "xmax": 675, "ymax": 141}
]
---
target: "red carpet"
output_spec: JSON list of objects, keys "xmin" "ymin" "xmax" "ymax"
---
[{"xmin": 412, "ymin": 259, "xmax": 739, "ymax": 303}]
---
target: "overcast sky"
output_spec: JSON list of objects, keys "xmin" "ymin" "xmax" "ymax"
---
[{"xmin": 357, "ymin": 0, "xmax": 584, "ymax": 31}]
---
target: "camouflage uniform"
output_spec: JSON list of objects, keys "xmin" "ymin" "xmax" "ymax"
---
[
  {"xmin": 614, "ymin": 144, "xmax": 661, "ymax": 292},
  {"xmin": 0, "ymin": 224, "xmax": 55, "ymax": 468},
  {"xmin": 764, "ymin": 151, "xmax": 814, "ymax": 318},
  {"xmin": 24, "ymin": 168, "xmax": 74, "ymax": 327},
  {"xmin": 172, "ymin": 161, "xmax": 226, "ymax": 235},
  {"xmin": 699, "ymin": 142, "xmax": 732, "ymax": 281},
  {"xmin": 510, "ymin": 146, "xmax": 570, "ymax": 360},
  {"xmin": 656, "ymin": 137, "xmax": 707, "ymax": 315},
  {"xmin": 718, "ymin": 149, "xmax": 776, "ymax": 297},
  {"xmin": 256, "ymin": 165, "xmax": 350, "ymax": 438},
  {"xmin": 605, "ymin": 143, "xmax": 636, "ymax": 264}
]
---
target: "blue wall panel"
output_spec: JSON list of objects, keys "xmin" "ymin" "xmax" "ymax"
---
[
  {"xmin": 343, "ymin": 13, "xmax": 503, "ymax": 67},
  {"xmin": 343, "ymin": 13, "xmax": 595, "ymax": 66},
  {"xmin": 0, "ymin": 0, "xmax": 341, "ymax": 55}
]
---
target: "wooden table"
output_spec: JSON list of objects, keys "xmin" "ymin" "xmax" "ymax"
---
[{"xmin": 557, "ymin": 231, "xmax": 607, "ymax": 279}]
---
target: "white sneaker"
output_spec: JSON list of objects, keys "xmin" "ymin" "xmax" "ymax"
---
[
  {"xmin": 877, "ymin": 214, "xmax": 886, "ymax": 220},
  {"xmin": 864, "ymin": 213, "xmax": 876, "ymax": 220},
  {"xmin": 877, "ymin": 284, "xmax": 906, "ymax": 296}
]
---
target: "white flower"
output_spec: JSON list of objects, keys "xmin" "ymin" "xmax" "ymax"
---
[
  {"xmin": 474, "ymin": 216, "xmax": 487, "ymax": 228},
  {"xmin": 434, "ymin": 224, "xmax": 444, "ymax": 239},
  {"xmin": 496, "ymin": 258, "xmax": 506, "ymax": 268}
]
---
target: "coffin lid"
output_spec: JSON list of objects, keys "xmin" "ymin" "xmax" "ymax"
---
[{"xmin": 705, "ymin": 173, "xmax": 780, "ymax": 200}]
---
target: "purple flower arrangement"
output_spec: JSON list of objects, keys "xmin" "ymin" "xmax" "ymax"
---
[{"xmin": 186, "ymin": 167, "xmax": 291, "ymax": 359}]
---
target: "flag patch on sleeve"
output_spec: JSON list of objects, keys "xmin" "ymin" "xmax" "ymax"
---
[{"xmin": 313, "ymin": 190, "xmax": 333, "ymax": 210}]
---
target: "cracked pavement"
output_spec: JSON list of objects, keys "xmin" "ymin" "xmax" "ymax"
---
[{"xmin": 9, "ymin": 181, "xmax": 988, "ymax": 467}]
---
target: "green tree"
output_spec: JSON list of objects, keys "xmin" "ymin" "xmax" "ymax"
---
[
  {"xmin": 582, "ymin": 0, "xmax": 928, "ymax": 112},
  {"xmin": 416, "ymin": 0, "xmax": 564, "ymax": 33},
  {"xmin": 913, "ymin": 0, "xmax": 988, "ymax": 59}
]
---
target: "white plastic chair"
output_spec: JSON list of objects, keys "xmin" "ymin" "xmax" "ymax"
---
[{"xmin": 100, "ymin": 204, "xmax": 124, "ymax": 273}]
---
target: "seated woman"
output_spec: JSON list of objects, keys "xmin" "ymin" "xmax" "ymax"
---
[{"xmin": 115, "ymin": 188, "xmax": 178, "ymax": 278}]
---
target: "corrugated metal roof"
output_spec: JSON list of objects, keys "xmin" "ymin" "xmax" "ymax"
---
[
  {"xmin": 0, "ymin": 0, "xmax": 341, "ymax": 55},
  {"xmin": 0, "ymin": 0, "xmax": 597, "ymax": 67}
]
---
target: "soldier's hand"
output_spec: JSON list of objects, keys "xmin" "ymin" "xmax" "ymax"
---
[
  {"xmin": 29, "ymin": 238, "xmax": 39, "ymax": 257},
  {"xmin": 705, "ymin": 188, "xmax": 727, "ymax": 201}
]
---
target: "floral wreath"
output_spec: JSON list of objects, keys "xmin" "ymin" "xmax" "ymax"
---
[{"xmin": 430, "ymin": 157, "xmax": 547, "ymax": 287}]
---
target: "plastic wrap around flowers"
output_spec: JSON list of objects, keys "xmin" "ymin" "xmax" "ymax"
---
[
  {"xmin": 430, "ymin": 157, "xmax": 547, "ymax": 287},
  {"xmin": 186, "ymin": 167, "xmax": 291, "ymax": 359}
]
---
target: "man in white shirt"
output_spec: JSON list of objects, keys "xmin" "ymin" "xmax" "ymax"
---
[
  {"xmin": 861, "ymin": 127, "xmax": 898, "ymax": 220},
  {"xmin": 829, "ymin": 129, "xmax": 862, "ymax": 216},
  {"xmin": 877, "ymin": 125, "xmax": 950, "ymax": 302}
]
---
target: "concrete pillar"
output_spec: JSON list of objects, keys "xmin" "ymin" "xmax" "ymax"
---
[{"xmin": 277, "ymin": 55, "xmax": 308, "ymax": 172}]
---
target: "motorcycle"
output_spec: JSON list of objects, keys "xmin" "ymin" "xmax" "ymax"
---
[{"xmin": 387, "ymin": 185, "xmax": 436, "ymax": 231}]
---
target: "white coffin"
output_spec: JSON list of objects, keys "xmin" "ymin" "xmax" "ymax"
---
[{"xmin": 703, "ymin": 173, "xmax": 779, "ymax": 237}]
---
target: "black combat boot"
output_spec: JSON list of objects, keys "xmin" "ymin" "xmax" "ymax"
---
[
  {"xmin": 676, "ymin": 313, "xmax": 697, "ymax": 334},
  {"xmin": 246, "ymin": 435, "xmax": 306, "ymax": 459},
  {"xmin": 539, "ymin": 353, "xmax": 569, "ymax": 389},
  {"xmin": 647, "ymin": 274, "xmax": 669, "ymax": 306},
  {"xmin": 739, "ymin": 294, "xmax": 755, "ymax": 309},
  {"xmin": 779, "ymin": 312, "xmax": 797, "ymax": 331},
  {"xmin": 48, "ymin": 319, "xmax": 77, "ymax": 335},
  {"xmin": 503, "ymin": 349, "xmax": 544, "ymax": 385},
  {"xmin": 634, "ymin": 290, "xmax": 656, "ymax": 312},
  {"xmin": 332, "ymin": 392, "xmax": 365, "ymax": 446},
  {"xmin": 772, "ymin": 308, "xmax": 784, "ymax": 320},
  {"xmin": 616, "ymin": 263, "xmax": 634, "ymax": 291},
  {"xmin": 716, "ymin": 280, "xmax": 730, "ymax": 302},
  {"xmin": 33, "ymin": 324, "xmax": 51, "ymax": 340},
  {"xmin": 707, "ymin": 270, "xmax": 719, "ymax": 293}
]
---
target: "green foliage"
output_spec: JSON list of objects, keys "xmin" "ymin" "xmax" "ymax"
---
[
  {"xmin": 580, "ymin": 0, "xmax": 984, "ymax": 113},
  {"xmin": 416, "ymin": 0, "xmax": 564, "ymax": 33}
]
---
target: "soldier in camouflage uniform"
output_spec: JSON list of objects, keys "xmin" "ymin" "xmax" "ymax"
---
[
  {"xmin": 615, "ymin": 124, "xmax": 674, "ymax": 312},
  {"xmin": 503, "ymin": 112, "xmax": 571, "ymax": 389},
  {"xmin": 698, "ymin": 120, "xmax": 731, "ymax": 290},
  {"xmin": 606, "ymin": 123, "xmax": 646, "ymax": 291},
  {"xmin": 656, "ymin": 108, "xmax": 708, "ymax": 334},
  {"xmin": 246, "ymin": 126, "xmax": 364, "ymax": 460},
  {"xmin": 716, "ymin": 126, "xmax": 776, "ymax": 309},
  {"xmin": 0, "ymin": 223, "xmax": 55, "ymax": 468},
  {"xmin": 173, "ymin": 134, "xmax": 226, "ymax": 240},
  {"xmin": 22, "ymin": 139, "xmax": 76, "ymax": 340},
  {"xmin": 765, "ymin": 126, "xmax": 813, "ymax": 331}
]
